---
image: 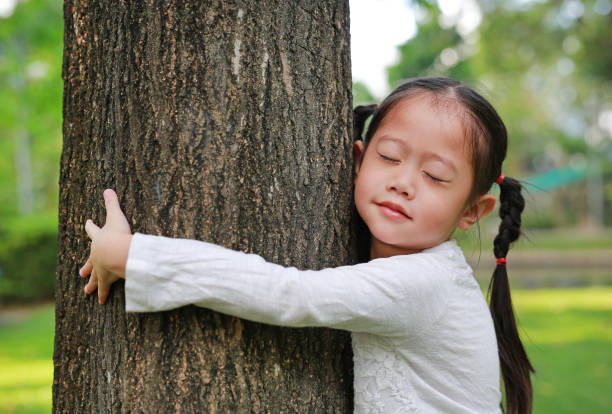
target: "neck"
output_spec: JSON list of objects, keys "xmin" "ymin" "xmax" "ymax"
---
[{"xmin": 369, "ymin": 239, "xmax": 423, "ymax": 260}]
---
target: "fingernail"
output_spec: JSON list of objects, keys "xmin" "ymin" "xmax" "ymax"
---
[{"xmin": 84, "ymin": 286, "xmax": 89, "ymax": 294}]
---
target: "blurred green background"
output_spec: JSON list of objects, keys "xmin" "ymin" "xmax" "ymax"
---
[{"xmin": 0, "ymin": 0, "xmax": 610, "ymax": 412}]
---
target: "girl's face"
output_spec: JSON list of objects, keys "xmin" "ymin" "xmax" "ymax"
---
[{"xmin": 354, "ymin": 94, "xmax": 495, "ymax": 259}]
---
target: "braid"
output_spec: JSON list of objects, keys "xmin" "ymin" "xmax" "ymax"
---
[
  {"xmin": 488, "ymin": 176, "xmax": 534, "ymax": 414},
  {"xmin": 494, "ymin": 176, "xmax": 524, "ymax": 258},
  {"xmin": 353, "ymin": 104, "xmax": 378, "ymax": 142}
]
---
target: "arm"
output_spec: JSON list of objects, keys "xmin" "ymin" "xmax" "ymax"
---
[
  {"xmin": 81, "ymin": 190, "xmax": 451, "ymax": 335},
  {"xmin": 125, "ymin": 233, "xmax": 451, "ymax": 335},
  {"xmin": 125, "ymin": 233, "xmax": 401, "ymax": 334}
]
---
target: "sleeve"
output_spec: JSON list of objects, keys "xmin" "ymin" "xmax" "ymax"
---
[{"xmin": 125, "ymin": 233, "xmax": 452, "ymax": 336}]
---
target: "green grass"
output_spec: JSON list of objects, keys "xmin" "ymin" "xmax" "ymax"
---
[
  {"xmin": 514, "ymin": 287, "xmax": 612, "ymax": 413},
  {"xmin": 0, "ymin": 303, "xmax": 54, "ymax": 414},
  {"xmin": 0, "ymin": 288, "xmax": 610, "ymax": 413}
]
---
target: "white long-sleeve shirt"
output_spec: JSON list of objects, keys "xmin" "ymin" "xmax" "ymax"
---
[{"xmin": 125, "ymin": 233, "xmax": 502, "ymax": 413}]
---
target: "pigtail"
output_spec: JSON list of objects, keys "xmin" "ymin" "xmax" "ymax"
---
[
  {"xmin": 353, "ymin": 104, "xmax": 378, "ymax": 142},
  {"xmin": 488, "ymin": 176, "xmax": 534, "ymax": 414}
]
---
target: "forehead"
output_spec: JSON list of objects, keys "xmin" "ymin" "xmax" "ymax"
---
[{"xmin": 376, "ymin": 94, "xmax": 470, "ymax": 154}]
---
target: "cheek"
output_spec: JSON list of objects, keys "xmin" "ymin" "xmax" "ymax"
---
[
  {"xmin": 353, "ymin": 173, "xmax": 376, "ymax": 215},
  {"xmin": 430, "ymin": 199, "xmax": 469, "ymax": 232},
  {"xmin": 420, "ymin": 194, "xmax": 460, "ymax": 224},
  {"xmin": 353, "ymin": 179, "xmax": 367, "ymax": 208}
]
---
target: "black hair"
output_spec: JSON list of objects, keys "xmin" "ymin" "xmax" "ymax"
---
[
  {"xmin": 352, "ymin": 103, "xmax": 378, "ymax": 262},
  {"xmin": 353, "ymin": 76, "xmax": 534, "ymax": 414}
]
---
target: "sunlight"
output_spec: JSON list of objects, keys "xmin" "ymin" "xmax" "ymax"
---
[
  {"xmin": 349, "ymin": 0, "xmax": 417, "ymax": 97},
  {"xmin": 0, "ymin": 0, "xmax": 17, "ymax": 18}
]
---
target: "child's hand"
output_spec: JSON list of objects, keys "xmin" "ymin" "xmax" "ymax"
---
[{"xmin": 79, "ymin": 189, "xmax": 133, "ymax": 304}]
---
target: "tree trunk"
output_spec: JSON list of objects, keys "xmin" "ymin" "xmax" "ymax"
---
[{"xmin": 54, "ymin": 1, "xmax": 354, "ymax": 412}]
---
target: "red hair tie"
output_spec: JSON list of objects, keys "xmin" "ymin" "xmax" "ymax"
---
[
  {"xmin": 496, "ymin": 173, "xmax": 505, "ymax": 184},
  {"xmin": 496, "ymin": 257, "xmax": 507, "ymax": 265}
]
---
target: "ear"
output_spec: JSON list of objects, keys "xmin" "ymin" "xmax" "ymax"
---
[
  {"xmin": 457, "ymin": 194, "xmax": 496, "ymax": 231},
  {"xmin": 354, "ymin": 140, "xmax": 365, "ymax": 177}
]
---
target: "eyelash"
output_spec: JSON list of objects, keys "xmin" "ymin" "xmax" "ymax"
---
[
  {"xmin": 425, "ymin": 172, "xmax": 444, "ymax": 183},
  {"xmin": 379, "ymin": 153, "xmax": 399, "ymax": 163}
]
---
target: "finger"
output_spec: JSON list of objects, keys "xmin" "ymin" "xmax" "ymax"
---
[
  {"xmin": 85, "ymin": 219, "xmax": 101, "ymax": 239},
  {"xmin": 79, "ymin": 258, "xmax": 93, "ymax": 278},
  {"xmin": 103, "ymin": 189, "xmax": 130, "ymax": 230},
  {"xmin": 84, "ymin": 271, "xmax": 98, "ymax": 294},
  {"xmin": 98, "ymin": 280, "xmax": 110, "ymax": 305}
]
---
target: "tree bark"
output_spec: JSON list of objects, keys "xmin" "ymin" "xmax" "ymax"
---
[{"xmin": 55, "ymin": 1, "xmax": 354, "ymax": 412}]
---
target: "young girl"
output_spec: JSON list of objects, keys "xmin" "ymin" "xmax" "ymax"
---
[{"xmin": 80, "ymin": 77, "xmax": 534, "ymax": 414}]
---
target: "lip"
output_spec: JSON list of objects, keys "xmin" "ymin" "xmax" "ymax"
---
[{"xmin": 376, "ymin": 201, "xmax": 411, "ymax": 220}]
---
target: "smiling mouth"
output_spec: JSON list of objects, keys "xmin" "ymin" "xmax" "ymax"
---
[{"xmin": 376, "ymin": 202, "xmax": 411, "ymax": 220}]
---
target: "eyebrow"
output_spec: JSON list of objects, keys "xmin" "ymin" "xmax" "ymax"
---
[{"xmin": 378, "ymin": 136, "xmax": 405, "ymax": 146}]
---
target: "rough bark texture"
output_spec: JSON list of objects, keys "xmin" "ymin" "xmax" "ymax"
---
[{"xmin": 55, "ymin": 1, "xmax": 354, "ymax": 412}]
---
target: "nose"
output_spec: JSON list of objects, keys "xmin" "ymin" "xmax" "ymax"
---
[{"xmin": 387, "ymin": 169, "xmax": 415, "ymax": 199}]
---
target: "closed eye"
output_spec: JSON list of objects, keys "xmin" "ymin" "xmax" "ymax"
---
[
  {"xmin": 425, "ymin": 172, "xmax": 445, "ymax": 183},
  {"xmin": 379, "ymin": 153, "xmax": 399, "ymax": 163}
]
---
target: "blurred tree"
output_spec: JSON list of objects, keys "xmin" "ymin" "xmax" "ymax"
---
[
  {"xmin": 388, "ymin": 2, "xmax": 473, "ymax": 84},
  {"xmin": 0, "ymin": 0, "xmax": 62, "ymax": 302},
  {"xmin": 0, "ymin": 0, "xmax": 62, "ymax": 218},
  {"xmin": 389, "ymin": 0, "xmax": 611, "ymax": 171},
  {"xmin": 352, "ymin": 80, "xmax": 376, "ymax": 105}
]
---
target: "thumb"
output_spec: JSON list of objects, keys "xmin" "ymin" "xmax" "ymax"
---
[
  {"xmin": 103, "ymin": 189, "xmax": 131, "ymax": 232},
  {"xmin": 85, "ymin": 219, "xmax": 101, "ymax": 239}
]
